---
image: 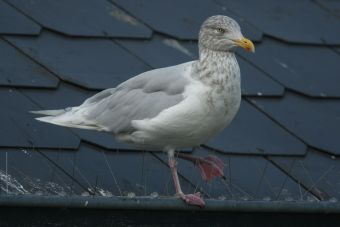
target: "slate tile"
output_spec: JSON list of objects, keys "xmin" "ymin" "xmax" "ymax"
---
[
  {"xmin": 315, "ymin": 0, "xmax": 340, "ymax": 18},
  {"xmin": 250, "ymin": 92, "xmax": 340, "ymax": 156},
  {"xmin": 269, "ymin": 148, "xmax": 340, "ymax": 201},
  {"xmin": 22, "ymin": 82, "xmax": 133, "ymax": 150},
  {"xmin": 216, "ymin": 0, "xmax": 340, "ymax": 44},
  {"xmin": 116, "ymin": 34, "xmax": 197, "ymax": 68},
  {"xmin": 6, "ymin": 0, "xmax": 151, "ymax": 38},
  {"xmin": 0, "ymin": 87, "xmax": 80, "ymax": 149},
  {"xmin": 37, "ymin": 145, "xmax": 118, "ymax": 196},
  {"xmin": 0, "ymin": 147, "xmax": 79, "ymax": 195},
  {"xmin": 40, "ymin": 144, "xmax": 195, "ymax": 197},
  {"xmin": 5, "ymin": 30, "xmax": 151, "ymax": 90},
  {"xmin": 0, "ymin": 0, "xmax": 40, "ymax": 35},
  {"xmin": 155, "ymin": 148, "xmax": 314, "ymax": 200},
  {"xmin": 336, "ymin": 47, "xmax": 340, "ymax": 55},
  {"xmin": 112, "ymin": 0, "xmax": 262, "ymax": 41},
  {"xmin": 117, "ymin": 35, "xmax": 284, "ymax": 96},
  {"xmin": 237, "ymin": 57, "xmax": 284, "ymax": 96},
  {"xmin": 0, "ymin": 38, "xmax": 58, "ymax": 88},
  {"xmin": 206, "ymin": 99, "xmax": 306, "ymax": 155},
  {"xmin": 22, "ymin": 83, "xmax": 95, "ymax": 109},
  {"xmin": 238, "ymin": 37, "xmax": 340, "ymax": 97}
]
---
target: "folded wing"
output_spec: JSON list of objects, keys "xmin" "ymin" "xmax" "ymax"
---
[{"xmin": 32, "ymin": 62, "xmax": 193, "ymax": 134}]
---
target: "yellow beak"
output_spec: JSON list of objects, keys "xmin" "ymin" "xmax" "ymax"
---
[{"xmin": 233, "ymin": 37, "xmax": 255, "ymax": 53}]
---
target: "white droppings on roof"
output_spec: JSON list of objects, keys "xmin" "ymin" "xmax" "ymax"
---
[
  {"xmin": 0, "ymin": 170, "xmax": 28, "ymax": 194},
  {"xmin": 81, "ymin": 191, "xmax": 90, "ymax": 196},
  {"xmin": 127, "ymin": 192, "xmax": 136, "ymax": 198},
  {"xmin": 262, "ymin": 196, "xmax": 271, "ymax": 201},
  {"xmin": 96, "ymin": 187, "xmax": 113, "ymax": 197},
  {"xmin": 162, "ymin": 38, "xmax": 194, "ymax": 58},
  {"xmin": 279, "ymin": 62, "xmax": 288, "ymax": 68},
  {"xmin": 275, "ymin": 59, "xmax": 299, "ymax": 77},
  {"xmin": 110, "ymin": 9, "xmax": 139, "ymax": 26},
  {"xmin": 150, "ymin": 191, "xmax": 159, "ymax": 198}
]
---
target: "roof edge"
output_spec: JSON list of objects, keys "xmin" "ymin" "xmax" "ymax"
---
[{"xmin": 0, "ymin": 195, "xmax": 339, "ymax": 213}]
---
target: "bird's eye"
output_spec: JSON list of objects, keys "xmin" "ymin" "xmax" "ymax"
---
[{"xmin": 217, "ymin": 28, "xmax": 225, "ymax": 33}]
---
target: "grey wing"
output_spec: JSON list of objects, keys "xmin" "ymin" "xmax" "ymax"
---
[{"xmin": 80, "ymin": 61, "xmax": 193, "ymax": 134}]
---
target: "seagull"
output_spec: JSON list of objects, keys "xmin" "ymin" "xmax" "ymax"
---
[{"xmin": 31, "ymin": 15, "xmax": 255, "ymax": 207}]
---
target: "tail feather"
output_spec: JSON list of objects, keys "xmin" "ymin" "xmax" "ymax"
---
[
  {"xmin": 31, "ymin": 108, "xmax": 103, "ymax": 131},
  {"xmin": 35, "ymin": 116, "xmax": 101, "ymax": 130},
  {"xmin": 30, "ymin": 109, "xmax": 67, "ymax": 116}
]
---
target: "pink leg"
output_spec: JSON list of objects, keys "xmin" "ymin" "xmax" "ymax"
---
[
  {"xmin": 168, "ymin": 151, "xmax": 205, "ymax": 208},
  {"xmin": 177, "ymin": 153, "xmax": 224, "ymax": 181}
]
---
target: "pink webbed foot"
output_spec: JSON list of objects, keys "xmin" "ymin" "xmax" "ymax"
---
[
  {"xmin": 196, "ymin": 155, "xmax": 224, "ymax": 181},
  {"xmin": 179, "ymin": 192, "xmax": 205, "ymax": 208},
  {"xmin": 177, "ymin": 154, "xmax": 225, "ymax": 181}
]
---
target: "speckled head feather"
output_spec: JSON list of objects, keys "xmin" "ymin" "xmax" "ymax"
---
[{"xmin": 198, "ymin": 15, "xmax": 244, "ymax": 52}]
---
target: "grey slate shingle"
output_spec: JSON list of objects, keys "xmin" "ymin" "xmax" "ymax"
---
[
  {"xmin": 0, "ymin": 0, "xmax": 40, "ymax": 35},
  {"xmin": 0, "ymin": 38, "xmax": 58, "ymax": 88},
  {"xmin": 315, "ymin": 0, "xmax": 340, "ymax": 18},
  {"xmin": 250, "ymin": 92, "xmax": 340, "ymax": 156},
  {"xmin": 6, "ymin": 0, "xmax": 152, "ymax": 38},
  {"xmin": 5, "ymin": 30, "xmax": 151, "ymax": 90},
  {"xmin": 206, "ymin": 99, "xmax": 307, "ymax": 155},
  {"xmin": 113, "ymin": 0, "xmax": 262, "ymax": 41},
  {"xmin": 116, "ymin": 35, "xmax": 197, "ymax": 68},
  {"xmin": 216, "ymin": 0, "xmax": 340, "ymax": 44},
  {"xmin": 0, "ymin": 88, "xmax": 80, "ymax": 149},
  {"xmin": 238, "ymin": 37, "xmax": 340, "ymax": 97},
  {"xmin": 269, "ymin": 148, "xmax": 340, "ymax": 200}
]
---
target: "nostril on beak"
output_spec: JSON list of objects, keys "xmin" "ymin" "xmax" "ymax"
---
[{"xmin": 233, "ymin": 37, "xmax": 255, "ymax": 53}]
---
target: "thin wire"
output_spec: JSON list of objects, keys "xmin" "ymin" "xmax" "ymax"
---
[
  {"xmin": 37, "ymin": 151, "xmax": 93, "ymax": 194},
  {"xmin": 101, "ymin": 151, "xmax": 122, "ymax": 196},
  {"xmin": 142, "ymin": 151, "xmax": 147, "ymax": 196},
  {"xmin": 255, "ymin": 161, "xmax": 268, "ymax": 196},
  {"xmin": 298, "ymin": 181, "xmax": 303, "ymax": 201},
  {"xmin": 275, "ymin": 159, "xmax": 295, "ymax": 200},
  {"xmin": 66, "ymin": 158, "xmax": 93, "ymax": 191},
  {"xmin": 303, "ymin": 165, "xmax": 335, "ymax": 198}
]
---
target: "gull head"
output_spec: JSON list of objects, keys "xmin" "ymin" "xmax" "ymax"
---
[{"xmin": 199, "ymin": 15, "xmax": 255, "ymax": 53}]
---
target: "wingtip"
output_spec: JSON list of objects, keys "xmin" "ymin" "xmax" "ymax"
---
[
  {"xmin": 34, "ymin": 116, "xmax": 53, "ymax": 123},
  {"xmin": 30, "ymin": 110, "xmax": 42, "ymax": 114},
  {"xmin": 29, "ymin": 109, "xmax": 66, "ymax": 116}
]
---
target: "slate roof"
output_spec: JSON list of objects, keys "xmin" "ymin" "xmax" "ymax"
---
[{"xmin": 0, "ymin": 0, "xmax": 340, "ymax": 208}]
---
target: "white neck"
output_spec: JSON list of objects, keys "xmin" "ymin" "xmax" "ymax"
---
[{"xmin": 192, "ymin": 47, "xmax": 240, "ymax": 86}]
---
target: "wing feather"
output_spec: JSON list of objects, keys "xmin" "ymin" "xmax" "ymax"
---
[{"xmin": 58, "ymin": 62, "xmax": 193, "ymax": 133}]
